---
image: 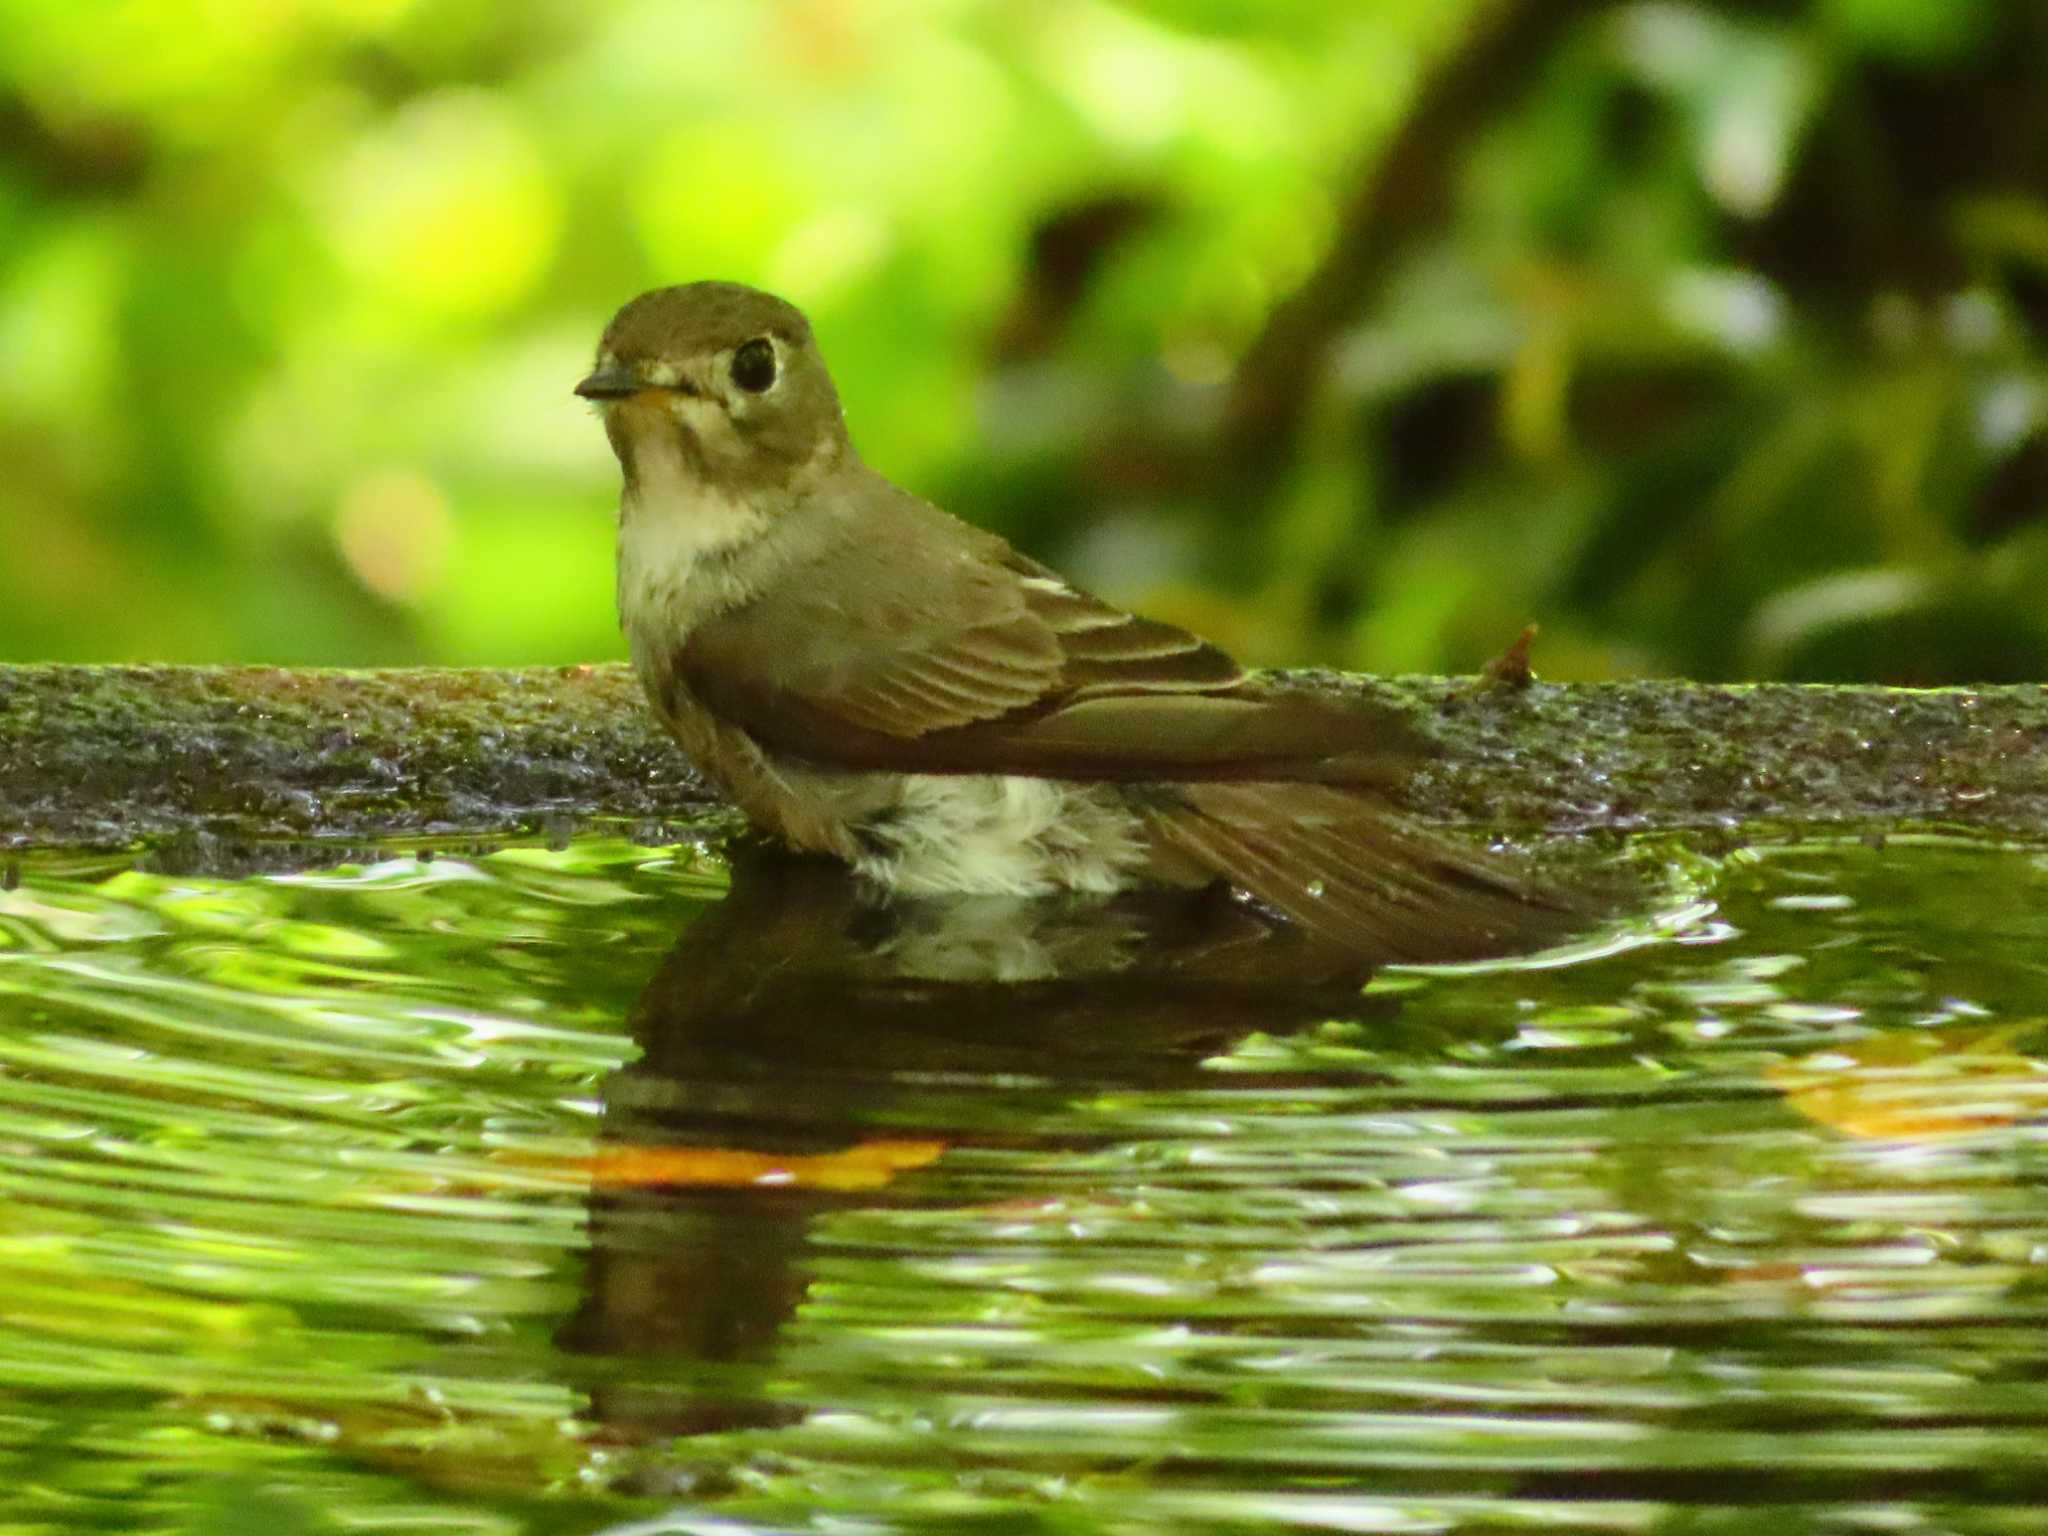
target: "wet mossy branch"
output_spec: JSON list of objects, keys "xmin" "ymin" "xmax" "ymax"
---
[
  {"xmin": 0, "ymin": 665, "xmax": 716, "ymax": 873},
  {"xmin": 1, "ymin": 664, "xmax": 2045, "ymax": 873}
]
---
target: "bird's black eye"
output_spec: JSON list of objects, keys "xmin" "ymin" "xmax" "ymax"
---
[{"xmin": 730, "ymin": 337, "xmax": 777, "ymax": 393}]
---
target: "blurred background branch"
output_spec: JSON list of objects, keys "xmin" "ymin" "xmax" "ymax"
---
[
  {"xmin": 1219, "ymin": 0, "xmax": 1606, "ymax": 477},
  {"xmin": 1, "ymin": 0, "xmax": 2044, "ymax": 684}
]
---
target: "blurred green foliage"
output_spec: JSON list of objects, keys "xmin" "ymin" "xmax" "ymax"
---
[{"xmin": 2, "ymin": 0, "xmax": 2044, "ymax": 681}]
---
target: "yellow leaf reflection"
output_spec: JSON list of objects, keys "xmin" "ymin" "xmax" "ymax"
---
[
  {"xmin": 536, "ymin": 1139, "xmax": 948, "ymax": 1193},
  {"xmin": 1769, "ymin": 1025, "xmax": 2048, "ymax": 1141}
]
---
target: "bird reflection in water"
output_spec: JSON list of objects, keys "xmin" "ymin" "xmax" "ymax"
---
[{"xmin": 556, "ymin": 845, "xmax": 1590, "ymax": 1441}]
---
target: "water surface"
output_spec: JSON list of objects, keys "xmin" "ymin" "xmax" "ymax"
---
[{"xmin": 0, "ymin": 833, "xmax": 2045, "ymax": 1534}]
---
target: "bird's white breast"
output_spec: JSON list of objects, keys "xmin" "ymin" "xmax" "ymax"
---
[{"xmin": 614, "ymin": 418, "xmax": 770, "ymax": 666}]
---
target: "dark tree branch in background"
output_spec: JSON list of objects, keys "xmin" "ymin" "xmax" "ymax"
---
[
  {"xmin": 0, "ymin": 91, "xmax": 150, "ymax": 193},
  {"xmin": 1217, "ymin": 0, "xmax": 1603, "ymax": 481},
  {"xmin": 1210, "ymin": 0, "xmax": 2048, "ymax": 483},
  {"xmin": 991, "ymin": 195, "xmax": 1163, "ymax": 363},
  {"xmin": 3, "ymin": 665, "xmax": 2044, "ymax": 875}
]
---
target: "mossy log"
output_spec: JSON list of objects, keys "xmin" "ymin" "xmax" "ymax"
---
[{"xmin": 1, "ymin": 664, "xmax": 2044, "ymax": 873}]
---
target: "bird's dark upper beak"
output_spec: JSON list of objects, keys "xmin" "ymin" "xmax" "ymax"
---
[{"xmin": 574, "ymin": 364, "xmax": 641, "ymax": 400}]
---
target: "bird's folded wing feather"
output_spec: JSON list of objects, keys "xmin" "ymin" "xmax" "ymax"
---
[
  {"xmin": 674, "ymin": 531, "xmax": 1434, "ymax": 781},
  {"xmin": 670, "ymin": 499, "xmax": 1598, "ymax": 957}
]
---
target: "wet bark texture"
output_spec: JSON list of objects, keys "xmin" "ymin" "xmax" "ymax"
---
[{"xmin": 2, "ymin": 664, "xmax": 2044, "ymax": 874}]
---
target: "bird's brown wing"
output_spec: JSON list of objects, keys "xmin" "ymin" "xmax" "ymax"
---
[{"xmin": 675, "ymin": 530, "xmax": 1433, "ymax": 781}]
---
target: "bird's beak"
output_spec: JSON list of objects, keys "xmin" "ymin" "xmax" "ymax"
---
[{"xmin": 574, "ymin": 364, "xmax": 641, "ymax": 401}]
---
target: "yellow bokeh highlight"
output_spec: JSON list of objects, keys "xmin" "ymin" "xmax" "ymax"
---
[
  {"xmin": 321, "ymin": 90, "xmax": 559, "ymax": 319},
  {"xmin": 4, "ymin": 0, "xmax": 417, "ymax": 137},
  {"xmin": 334, "ymin": 467, "xmax": 454, "ymax": 604},
  {"xmin": 630, "ymin": 120, "xmax": 812, "ymax": 284}
]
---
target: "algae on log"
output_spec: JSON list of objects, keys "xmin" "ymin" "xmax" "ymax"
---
[
  {"xmin": 0, "ymin": 665, "xmax": 717, "ymax": 872},
  {"xmin": 1, "ymin": 664, "xmax": 2046, "ymax": 873}
]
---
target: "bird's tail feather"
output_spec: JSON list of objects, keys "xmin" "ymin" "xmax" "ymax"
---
[{"xmin": 1140, "ymin": 782, "xmax": 1596, "ymax": 964}]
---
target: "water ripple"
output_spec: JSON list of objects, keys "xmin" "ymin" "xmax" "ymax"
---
[{"xmin": 0, "ymin": 835, "xmax": 2045, "ymax": 1530}]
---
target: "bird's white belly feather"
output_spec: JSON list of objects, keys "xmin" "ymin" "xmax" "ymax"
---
[{"xmin": 851, "ymin": 774, "xmax": 1149, "ymax": 897}]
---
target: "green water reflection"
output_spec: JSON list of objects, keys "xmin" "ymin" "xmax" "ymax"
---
[{"xmin": 0, "ymin": 835, "xmax": 2045, "ymax": 1534}]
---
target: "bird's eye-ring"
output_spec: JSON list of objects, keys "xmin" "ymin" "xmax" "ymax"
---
[{"xmin": 730, "ymin": 337, "xmax": 777, "ymax": 393}]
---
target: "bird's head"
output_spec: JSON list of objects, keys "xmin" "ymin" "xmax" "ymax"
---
[{"xmin": 578, "ymin": 282, "xmax": 849, "ymax": 494}]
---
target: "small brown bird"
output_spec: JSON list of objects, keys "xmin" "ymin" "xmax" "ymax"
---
[{"xmin": 579, "ymin": 282, "xmax": 1579, "ymax": 961}]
